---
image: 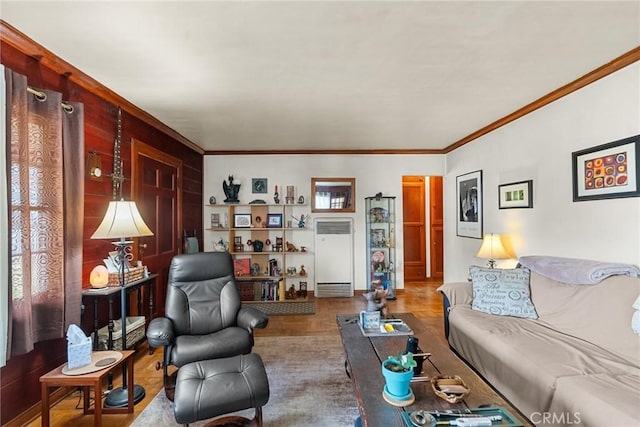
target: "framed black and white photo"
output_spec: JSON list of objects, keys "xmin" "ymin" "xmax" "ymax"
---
[
  {"xmin": 572, "ymin": 135, "xmax": 639, "ymax": 202},
  {"xmin": 267, "ymin": 213, "xmax": 283, "ymax": 228},
  {"xmin": 499, "ymin": 180, "xmax": 533, "ymax": 209},
  {"xmin": 456, "ymin": 170, "xmax": 483, "ymax": 239},
  {"xmin": 233, "ymin": 213, "xmax": 252, "ymax": 228}
]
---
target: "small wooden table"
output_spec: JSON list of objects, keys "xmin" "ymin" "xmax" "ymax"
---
[
  {"xmin": 337, "ymin": 313, "xmax": 532, "ymax": 427},
  {"xmin": 40, "ymin": 350, "xmax": 135, "ymax": 427}
]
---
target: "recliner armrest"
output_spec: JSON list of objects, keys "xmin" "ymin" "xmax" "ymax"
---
[
  {"xmin": 237, "ymin": 306, "xmax": 269, "ymax": 332},
  {"xmin": 146, "ymin": 317, "xmax": 175, "ymax": 348}
]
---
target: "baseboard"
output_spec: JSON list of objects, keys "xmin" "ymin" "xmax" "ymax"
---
[{"xmin": 6, "ymin": 386, "xmax": 75, "ymax": 427}]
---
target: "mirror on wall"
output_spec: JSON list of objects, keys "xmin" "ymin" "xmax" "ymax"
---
[{"xmin": 311, "ymin": 178, "xmax": 356, "ymax": 213}]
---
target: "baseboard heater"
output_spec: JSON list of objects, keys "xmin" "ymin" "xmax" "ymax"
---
[
  {"xmin": 314, "ymin": 218, "xmax": 354, "ymax": 298},
  {"xmin": 316, "ymin": 282, "xmax": 353, "ymax": 298}
]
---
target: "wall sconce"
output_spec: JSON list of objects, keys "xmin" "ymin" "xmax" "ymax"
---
[
  {"xmin": 476, "ymin": 233, "xmax": 514, "ymax": 268},
  {"xmin": 86, "ymin": 151, "xmax": 103, "ymax": 181}
]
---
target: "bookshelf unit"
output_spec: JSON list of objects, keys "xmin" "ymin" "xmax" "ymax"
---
[{"xmin": 205, "ymin": 203, "xmax": 312, "ymax": 301}]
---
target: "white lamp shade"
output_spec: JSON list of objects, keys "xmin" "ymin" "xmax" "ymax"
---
[
  {"xmin": 91, "ymin": 200, "xmax": 153, "ymax": 239},
  {"xmin": 476, "ymin": 233, "xmax": 513, "ymax": 260}
]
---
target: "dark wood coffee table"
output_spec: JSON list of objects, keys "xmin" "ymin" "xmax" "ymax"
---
[{"xmin": 337, "ymin": 313, "xmax": 532, "ymax": 427}]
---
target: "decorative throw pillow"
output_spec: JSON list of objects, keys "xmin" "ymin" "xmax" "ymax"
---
[{"xmin": 470, "ymin": 265, "xmax": 538, "ymax": 319}]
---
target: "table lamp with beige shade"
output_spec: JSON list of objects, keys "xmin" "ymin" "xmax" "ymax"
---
[{"xmin": 476, "ymin": 233, "xmax": 514, "ymax": 268}]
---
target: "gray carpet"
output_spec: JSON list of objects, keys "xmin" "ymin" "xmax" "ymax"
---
[
  {"xmin": 131, "ymin": 335, "xmax": 359, "ymax": 426},
  {"xmin": 245, "ymin": 300, "xmax": 316, "ymax": 315}
]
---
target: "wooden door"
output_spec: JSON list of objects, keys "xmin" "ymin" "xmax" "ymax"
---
[
  {"xmin": 430, "ymin": 176, "xmax": 444, "ymax": 279},
  {"xmin": 402, "ymin": 176, "xmax": 426, "ymax": 280},
  {"xmin": 132, "ymin": 139, "xmax": 182, "ymax": 317}
]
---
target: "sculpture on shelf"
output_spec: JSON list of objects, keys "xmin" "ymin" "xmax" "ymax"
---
[
  {"xmin": 223, "ymin": 175, "xmax": 241, "ymax": 204},
  {"xmin": 286, "ymin": 285, "xmax": 297, "ymax": 299},
  {"xmin": 273, "ymin": 185, "xmax": 280, "ymax": 204},
  {"xmin": 291, "ymin": 214, "xmax": 308, "ymax": 228},
  {"xmin": 299, "ymin": 265, "xmax": 307, "ymax": 277},
  {"xmin": 363, "ymin": 288, "xmax": 389, "ymax": 318},
  {"xmin": 286, "ymin": 241, "xmax": 299, "ymax": 252},
  {"xmin": 214, "ymin": 238, "xmax": 229, "ymax": 252}
]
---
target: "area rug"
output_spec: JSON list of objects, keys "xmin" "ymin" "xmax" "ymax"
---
[
  {"xmin": 131, "ymin": 335, "xmax": 359, "ymax": 426},
  {"xmin": 245, "ymin": 300, "xmax": 316, "ymax": 315}
]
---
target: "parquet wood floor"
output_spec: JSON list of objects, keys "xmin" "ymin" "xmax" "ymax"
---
[{"xmin": 21, "ymin": 280, "xmax": 444, "ymax": 427}]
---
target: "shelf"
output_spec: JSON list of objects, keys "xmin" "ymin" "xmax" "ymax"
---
[
  {"xmin": 203, "ymin": 202, "xmax": 313, "ymax": 299},
  {"xmin": 231, "ymin": 251, "xmax": 285, "ymax": 255},
  {"xmin": 236, "ymin": 275, "xmax": 282, "ymax": 281},
  {"xmin": 366, "ymin": 196, "xmax": 396, "ymax": 299},
  {"xmin": 230, "ymin": 227, "xmax": 283, "ymax": 231}
]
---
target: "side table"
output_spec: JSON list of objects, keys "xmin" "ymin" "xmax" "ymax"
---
[
  {"xmin": 82, "ymin": 273, "xmax": 158, "ymax": 351},
  {"xmin": 40, "ymin": 350, "xmax": 135, "ymax": 427}
]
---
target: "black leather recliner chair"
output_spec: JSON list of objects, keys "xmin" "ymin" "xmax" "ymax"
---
[{"xmin": 146, "ymin": 251, "xmax": 269, "ymax": 399}]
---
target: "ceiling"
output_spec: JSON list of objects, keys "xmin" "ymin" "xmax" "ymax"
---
[{"xmin": 1, "ymin": 1, "xmax": 639, "ymax": 153}]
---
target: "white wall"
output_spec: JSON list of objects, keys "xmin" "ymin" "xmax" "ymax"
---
[
  {"xmin": 204, "ymin": 154, "xmax": 445, "ymax": 290},
  {"xmin": 444, "ymin": 63, "xmax": 640, "ymax": 282}
]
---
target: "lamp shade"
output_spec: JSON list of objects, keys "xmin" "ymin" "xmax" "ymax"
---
[
  {"xmin": 91, "ymin": 200, "xmax": 153, "ymax": 239},
  {"xmin": 476, "ymin": 233, "xmax": 512, "ymax": 261}
]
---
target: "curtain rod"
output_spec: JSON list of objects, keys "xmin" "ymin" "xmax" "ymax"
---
[{"xmin": 27, "ymin": 86, "xmax": 74, "ymax": 113}]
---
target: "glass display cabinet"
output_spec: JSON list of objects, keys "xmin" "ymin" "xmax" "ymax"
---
[{"xmin": 365, "ymin": 195, "xmax": 396, "ymax": 299}]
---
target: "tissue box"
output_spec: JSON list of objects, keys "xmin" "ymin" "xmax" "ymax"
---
[{"xmin": 67, "ymin": 338, "xmax": 92, "ymax": 370}]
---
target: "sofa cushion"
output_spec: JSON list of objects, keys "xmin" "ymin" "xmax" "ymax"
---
[
  {"xmin": 547, "ymin": 374, "xmax": 640, "ymax": 427},
  {"xmin": 530, "ymin": 272, "xmax": 640, "ymax": 365},
  {"xmin": 447, "ymin": 305, "xmax": 640, "ymax": 420},
  {"xmin": 469, "ymin": 266, "xmax": 538, "ymax": 319}
]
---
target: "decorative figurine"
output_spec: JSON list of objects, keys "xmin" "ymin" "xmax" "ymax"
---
[
  {"xmin": 299, "ymin": 265, "xmax": 307, "ymax": 277},
  {"xmin": 286, "ymin": 241, "xmax": 299, "ymax": 252},
  {"xmin": 209, "ymin": 195, "xmax": 216, "ymax": 205},
  {"xmin": 297, "ymin": 195, "xmax": 305, "ymax": 204},
  {"xmin": 285, "ymin": 185, "xmax": 295, "ymax": 204},
  {"xmin": 214, "ymin": 238, "xmax": 229, "ymax": 252},
  {"xmin": 286, "ymin": 285, "xmax": 297, "ymax": 299},
  {"xmin": 291, "ymin": 214, "xmax": 308, "ymax": 228},
  {"xmin": 223, "ymin": 175, "xmax": 241, "ymax": 204},
  {"xmin": 363, "ymin": 288, "xmax": 389, "ymax": 318},
  {"xmin": 274, "ymin": 185, "xmax": 280, "ymax": 204}
]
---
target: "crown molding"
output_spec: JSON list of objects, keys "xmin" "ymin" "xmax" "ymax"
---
[
  {"xmin": 443, "ymin": 46, "xmax": 640, "ymax": 153},
  {"xmin": 0, "ymin": 20, "xmax": 204, "ymax": 155}
]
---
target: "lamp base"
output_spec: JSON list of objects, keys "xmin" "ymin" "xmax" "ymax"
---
[{"xmin": 104, "ymin": 384, "xmax": 146, "ymax": 407}]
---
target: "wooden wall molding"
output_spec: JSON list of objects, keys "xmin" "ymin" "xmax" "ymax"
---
[
  {"xmin": 204, "ymin": 148, "xmax": 444, "ymax": 155},
  {"xmin": 443, "ymin": 46, "xmax": 640, "ymax": 153},
  {"xmin": 0, "ymin": 19, "xmax": 204, "ymax": 155}
]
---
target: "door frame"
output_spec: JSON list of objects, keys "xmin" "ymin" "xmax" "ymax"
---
[{"xmin": 131, "ymin": 139, "xmax": 183, "ymax": 254}]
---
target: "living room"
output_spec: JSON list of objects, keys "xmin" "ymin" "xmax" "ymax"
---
[{"xmin": 2, "ymin": 2, "xmax": 640, "ymax": 426}]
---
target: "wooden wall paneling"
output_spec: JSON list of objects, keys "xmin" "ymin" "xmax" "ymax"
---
[{"xmin": 1, "ymin": 30, "xmax": 203, "ymax": 424}]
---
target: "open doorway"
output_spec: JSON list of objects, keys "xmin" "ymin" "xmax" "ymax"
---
[{"xmin": 402, "ymin": 176, "xmax": 443, "ymax": 280}]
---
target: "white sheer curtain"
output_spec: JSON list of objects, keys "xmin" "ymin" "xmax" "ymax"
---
[{"xmin": 1, "ymin": 65, "xmax": 8, "ymax": 367}]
